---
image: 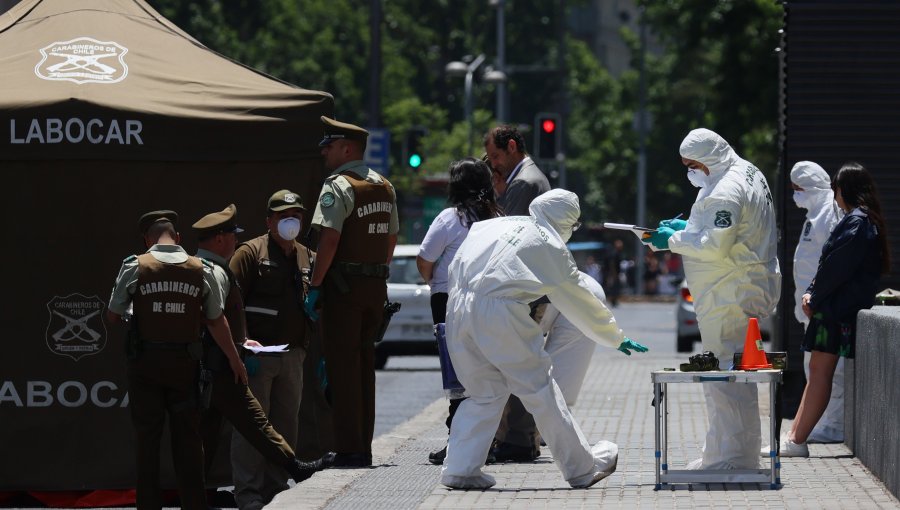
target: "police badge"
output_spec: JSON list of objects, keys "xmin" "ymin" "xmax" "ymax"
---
[
  {"xmin": 714, "ymin": 210, "xmax": 733, "ymax": 228},
  {"xmin": 45, "ymin": 294, "xmax": 108, "ymax": 361},
  {"xmin": 320, "ymin": 192, "xmax": 336, "ymax": 208}
]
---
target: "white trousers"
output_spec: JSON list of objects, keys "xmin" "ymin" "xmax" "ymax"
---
[
  {"xmin": 544, "ymin": 327, "xmax": 595, "ymax": 407},
  {"xmin": 697, "ymin": 309, "xmax": 761, "ymax": 469},
  {"xmin": 441, "ymin": 291, "xmax": 616, "ymax": 487}
]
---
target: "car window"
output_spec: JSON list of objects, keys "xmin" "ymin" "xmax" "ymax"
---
[{"xmin": 389, "ymin": 255, "xmax": 425, "ymax": 284}]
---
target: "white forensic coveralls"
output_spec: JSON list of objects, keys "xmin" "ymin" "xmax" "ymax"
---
[
  {"xmin": 790, "ymin": 161, "xmax": 845, "ymax": 442},
  {"xmin": 441, "ymin": 190, "xmax": 622, "ymax": 489},
  {"xmin": 669, "ymin": 129, "xmax": 781, "ymax": 469},
  {"xmin": 542, "ymin": 271, "xmax": 606, "ymax": 406}
]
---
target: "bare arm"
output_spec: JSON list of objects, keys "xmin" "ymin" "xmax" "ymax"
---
[
  {"xmin": 310, "ymin": 227, "xmax": 341, "ymax": 287},
  {"xmin": 416, "ymin": 255, "xmax": 435, "ymax": 284},
  {"xmin": 207, "ymin": 313, "xmax": 248, "ymax": 384},
  {"xmin": 387, "ymin": 234, "xmax": 398, "ymax": 264}
]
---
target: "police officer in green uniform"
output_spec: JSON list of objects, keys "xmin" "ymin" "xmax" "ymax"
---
[
  {"xmin": 228, "ymin": 192, "xmax": 314, "ymax": 510},
  {"xmin": 192, "ymin": 205, "xmax": 321, "ymax": 488},
  {"xmin": 304, "ymin": 116, "xmax": 399, "ymax": 468},
  {"xmin": 107, "ymin": 211, "xmax": 248, "ymax": 510}
]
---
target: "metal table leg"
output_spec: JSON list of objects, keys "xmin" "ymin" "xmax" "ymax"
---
[
  {"xmin": 769, "ymin": 379, "xmax": 780, "ymax": 488},
  {"xmin": 662, "ymin": 382, "xmax": 668, "ymax": 475},
  {"xmin": 654, "ymin": 381, "xmax": 662, "ymax": 490}
]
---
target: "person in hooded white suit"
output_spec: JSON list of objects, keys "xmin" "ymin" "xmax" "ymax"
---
[
  {"xmin": 790, "ymin": 161, "xmax": 844, "ymax": 443},
  {"xmin": 647, "ymin": 128, "xmax": 781, "ymax": 469},
  {"xmin": 541, "ymin": 271, "xmax": 607, "ymax": 407},
  {"xmin": 440, "ymin": 189, "xmax": 648, "ymax": 489}
]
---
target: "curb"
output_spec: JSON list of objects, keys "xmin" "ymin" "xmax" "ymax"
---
[{"xmin": 266, "ymin": 397, "xmax": 448, "ymax": 510}]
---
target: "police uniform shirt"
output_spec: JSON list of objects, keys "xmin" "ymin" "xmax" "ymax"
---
[
  {"xmin": 311, "ymin": 160, "xmax": 400, "ymax": 234},
  {"xmin": 196, "ymin": 247, "xmax": 231, "ymax": 299},
  {"xmin": 109, "ymin": 244, "xmax": 225, "ymax": 319}
]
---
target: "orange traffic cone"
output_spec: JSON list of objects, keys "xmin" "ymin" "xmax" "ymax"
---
[{"xmin": 739, "ymin": 318, "xmax": 772, "ymax": 370}]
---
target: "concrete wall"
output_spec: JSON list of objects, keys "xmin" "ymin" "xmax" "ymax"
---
[{"xmin": 848, "ymin": 307, "xmax": 900, "ymax": 499}]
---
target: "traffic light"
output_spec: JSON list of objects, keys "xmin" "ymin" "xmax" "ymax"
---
[
  {"xmin": 534, "ymin": 112, "xmax": 561, "ymax": 161},
  {"xmin": 403, "ymin": 126, "xmax": 427, "ymax": 170}
]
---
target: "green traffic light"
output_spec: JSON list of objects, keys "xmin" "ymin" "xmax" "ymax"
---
[{"xmin": 409, "ymin": 154, "xmax": 422, "ymax": 168}]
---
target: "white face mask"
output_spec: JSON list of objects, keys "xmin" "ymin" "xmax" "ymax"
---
[
  {"xmin": 276, "ymin": 217, "xmax": 301, "ymax": 241},
  {"xmin": 687, "ymin": 168, "xmax": 708, "ymax": 188},
  {"xmin": 793, "ymin": 190, "xmax": 812, "ymax": 209}
]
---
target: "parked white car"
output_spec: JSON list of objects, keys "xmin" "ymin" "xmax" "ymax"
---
[{"xmin": 376, "ymin": 244, "xmax": 436, "ymax": 368}]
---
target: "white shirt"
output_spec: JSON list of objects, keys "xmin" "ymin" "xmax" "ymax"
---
[{"xmin": 418, "ymin": 207, "xmax": 471, "ymax": 294}]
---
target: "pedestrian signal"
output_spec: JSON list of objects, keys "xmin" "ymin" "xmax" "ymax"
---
[{"xmin": 403, "ymin": 127, "xmax": 427, "ymax": 170}]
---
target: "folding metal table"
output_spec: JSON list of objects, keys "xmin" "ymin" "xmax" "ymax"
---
[{"xmin": 651, "ymin": 369, "xmax": 783, "ymax": 489}]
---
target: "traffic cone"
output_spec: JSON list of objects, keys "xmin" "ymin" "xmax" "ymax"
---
[{"xmin": 739, "ymin": 318, "xmax": 772, "ymax": 370}]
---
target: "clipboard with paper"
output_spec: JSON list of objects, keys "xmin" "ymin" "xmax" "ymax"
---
[{"xmin": 603, "ymin": 222, "xmax": 668, "ymax": 252}]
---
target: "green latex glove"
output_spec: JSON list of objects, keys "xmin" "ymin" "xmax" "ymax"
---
[
  {"xmin": 617, "ymin": 337, "xmax": 649, "ymax": 356},
  {"xmin": 647, "ymin": 227, "xmax": 675, "ymax": 250},
  {"xmin": 660, "ymin": 218, "xmax": 688, "ymax": 231},
  {"xmin": 304, "ymin": 286, "xmax": 321, "ymax": 321}
]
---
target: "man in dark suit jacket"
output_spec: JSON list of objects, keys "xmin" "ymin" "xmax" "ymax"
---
[
  {"xmin": 485, "ymin": 125, "xmax": 551, "ymax": 216},
  {"xmin": 483, "ymin": 125, "xmax": 551, "ymax": 462}
]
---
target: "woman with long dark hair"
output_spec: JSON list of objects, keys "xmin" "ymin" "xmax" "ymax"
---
[
  {"xmin": 416, "ymin": 157, "xmax": 503, "ymax": 464},
  {"xmin": 781, "ymin": 162, "xmax": 890, "ymax": 457}
]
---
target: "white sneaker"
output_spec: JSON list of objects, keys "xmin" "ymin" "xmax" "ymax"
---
[{"xmin": 779, "ymin": 438, "xmax": 809, "ymax": 457}]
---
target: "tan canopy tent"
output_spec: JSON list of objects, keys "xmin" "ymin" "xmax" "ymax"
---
[{"xmin": 0, "ymin": 0, "xmax": 333, "ymax": 489}]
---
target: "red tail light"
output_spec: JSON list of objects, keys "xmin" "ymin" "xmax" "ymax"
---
[{"xmin": 681, "ymin": 286, "xmax": 694, "ymax": 303}]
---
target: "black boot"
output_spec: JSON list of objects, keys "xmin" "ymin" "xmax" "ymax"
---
[
  {"xmin": 428, "ymin": 445, "xmax": 447, "ymax": 465},
  {"xmin": 286, "ymin": 457, "xmax": 324, "ymax": 482},
  {"xmin": 490, "ymin": 437, "xmax": 540, "ymax": 463}
]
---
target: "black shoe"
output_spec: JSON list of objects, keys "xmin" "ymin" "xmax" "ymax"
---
[
  {"xmin": 287, "ymin": 457, "xmax": 324, "ymax": 482},
  {"xmin": 321, "ymin": 451, "xmax": 372, "ymax": 468},
  {"xmin": 428, "ymin": 446, "xmax": 447, "ymax": 465},
  {"xmin": 490, "ymin": 441, "xmax": 540, "ymax": 463},
  {"xmin": 431, "ymin": 444, "xmax": 495, "ymax": 465}
]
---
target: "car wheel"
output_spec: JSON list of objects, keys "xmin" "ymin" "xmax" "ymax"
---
[
  {"xmin": 374, "ymin": 349, "xmax": 389, "ymax": 370},
  {"xmin": 677, "ymin": 335, "xmax": 694, "ymax": 353}
]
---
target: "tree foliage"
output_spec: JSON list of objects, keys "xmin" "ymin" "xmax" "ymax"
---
[
  {"xmin": 147, "ymin": 0, "xmax": 782, "ymax": 239},
  {"xmin": 636, "ymin": 0, "xmax": 783, "ymax": 219}
]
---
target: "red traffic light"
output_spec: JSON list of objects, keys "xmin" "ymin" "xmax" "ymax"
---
[{"xmin": 541, "ymin": 119, "xmax": 556, "ymax": 133}]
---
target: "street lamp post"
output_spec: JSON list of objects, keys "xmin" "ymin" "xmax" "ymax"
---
[
  {"xmin": 490, "ymin": 0, "xmax": 507, "ymax": 122},
  {"xmin": 446, "ymin": 54, "xmax": 507, "ymax": 155}
]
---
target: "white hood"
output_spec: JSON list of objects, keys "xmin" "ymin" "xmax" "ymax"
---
[
  {"xmin": 789, "ymin": 160, "xmax": 842, "ymax": 324},
  {"xmin": 529, "ymin": 189, "xmax": 580, "ymax": 243},
  {"xmin": 790, "ymin": 161, "xmax": 838, "ymax": 221},
  {"xmin": 679, "ymin": 128, "xmax": 739, "ymax": 179}
]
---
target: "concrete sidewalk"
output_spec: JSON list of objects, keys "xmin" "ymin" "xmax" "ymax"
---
[{"xmin": 268, "ymin": 354, "xmax": 900, "ymax": 510}]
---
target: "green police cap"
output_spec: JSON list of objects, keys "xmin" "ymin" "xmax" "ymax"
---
[
  {"xmin": 138, "ymin": 210, "xmax": 178, "ymax": 234},
  {"xmin": 192, "ymin": 204, "xmax": 244, "ymax": 236},
  {"xmin": 268, "ymin": 189, "xmax": 306, "ymax": 212},
  {"xmin": 319, "ymin": 115, "xmax": 369, "ymax": 147}
]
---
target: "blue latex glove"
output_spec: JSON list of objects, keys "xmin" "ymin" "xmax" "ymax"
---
[
  {"xmin": 659, "ymin": 218, "xmax": 688, "ymax": 231},
  {"xmin": 617, "ymin": 337, "xmax": 649, "ymax": 356},
  {"xmin": 304, "ymin": 286, "xmax": 321, "ymax": 321},
  {"xmin": 647, "ymin": 227, "xmax": 675, "ymax": 250},
  {"xmin": 244, "ymin": 355, "xmax": 260, "ymax": 376}
]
